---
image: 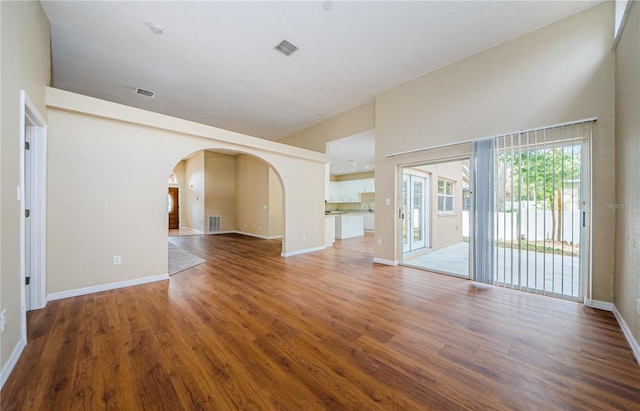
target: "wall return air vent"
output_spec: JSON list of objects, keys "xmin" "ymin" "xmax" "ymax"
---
[{"xmin": 135, "ymin": 88, "xmax": 155, "ymax": 98}]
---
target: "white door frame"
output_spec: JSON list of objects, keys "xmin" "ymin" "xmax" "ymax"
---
[
  {"xmin": 402, "ymin": 169, "xmax": 429, "ymax": 253},
  {"xmin": 20, "ymin": 90, "xmax": 48, "ymax": 322}
]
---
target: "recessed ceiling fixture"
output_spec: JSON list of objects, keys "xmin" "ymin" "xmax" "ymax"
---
[
  {"xmin": 135, "ymin": 88, "xmax": 155, "ymax": 98},
  {"xmin": 274, "ymin": 40, "xmax": 298, "ymax": 56},
  {"xmin": 149, "ymin": 22, "xmax": 164, "ymax": 35}
]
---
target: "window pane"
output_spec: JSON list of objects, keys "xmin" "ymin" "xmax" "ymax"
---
[
  {"xmin": 438, "ymin": 180, "xmax": 444, "ymax": 193},
  {"xmin": 438, "ymin": 196, "xmax": 444, "ymax": 211},
  {"xmin": 446, "ymin": 196, "xmax": 454, "ymax": 211},
  {"xmin": 446, "ymin": 181, "xmax": 453, "ymax": 195}
]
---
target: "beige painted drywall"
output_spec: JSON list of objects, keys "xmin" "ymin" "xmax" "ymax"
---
[
  {"xmin": 0, "ymin": 1, "xmax": 50, "ymax": 375},
  {"xmin": 171, "ymin": 160, "xmax": 186, "ymax": 188},
  {"xmin": 375, "ymin": 3, "xmax": 616, "ymax": 303},
  {"xmin": 184, "ymin": 152, "xmax": 205, "ymax": 231},
  {"xmin": 204, "ymin": 151, "xmax": 236, "ymax": 232},
  {"xmin": 45, "ymin": 88, "xmax": 327, "ymax": 294},
  {"xmin": 269, "ymin": 168, "xmax": 284, "ymax": 238},
  {"xmin": 614, "ymin": 1, "xmax": 640, "ymax": 347},
  {"xmin": 278, "ymin": 102, "xmax": 375, "ymax": 152},
  {"xmin": 235, "ymin": 154, "xmax": 271, "ymax": 237}
]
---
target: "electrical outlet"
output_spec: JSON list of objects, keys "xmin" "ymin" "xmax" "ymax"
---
[
  {"xmin": 376, "ymin": 238, "xmax": 382, "ymax": 246},
  {"xmin": 1, "ymin": 309, "xmax": 7, "ymax": 332},
  {"xmin": 302, "ymin": 234, "xmax": 306, "ymax": 241},
  {"xmin": 113, "ymin": 255, "xmax": 122, "ymax": 266}
]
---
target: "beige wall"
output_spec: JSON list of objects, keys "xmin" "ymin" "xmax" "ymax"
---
[
  {"xmin": 204, "ymin": 151, "xmax": 236, "ymax": 232},
  {"xmin": 278, "ymin": 102, "xmax": 375, "ymax": 152},
  {"xmin": 375, "ymin": 4, "xmax": 616, "ymax": 304},
  {"xmin": 614, "ymin": 2, "xmax": 640, "ymax": 348},
  {"xmin": 184, "ymin": 152, "xmax": 205, "ymax": 231},
  {"xmin": 235, "ymin": 154, "xmax": 270, "ymax": 237},
  {"xmin": 0, "ymin": 1, "xmax": 50, "ymax": 375},
  {"xmin": 268, "ymin": 168, "xmax": 284, "ymax": 238},
  {"xmin": 45, "ymin": 88, "xmax": 327, "ymax": 294}
]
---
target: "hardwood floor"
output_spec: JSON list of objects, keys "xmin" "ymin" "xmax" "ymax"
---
[{"xmin": 2, "ymin": 233, "xmax": 639, "ymax": 410}]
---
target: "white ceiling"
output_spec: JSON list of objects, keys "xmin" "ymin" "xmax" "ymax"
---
[
  {"xmin": 327, "ymin": 129, "xmax": 375, "ymax": 175},
  {"xmin": 41, "ymin": 1, "xmax": 599, "ymax": 143}
]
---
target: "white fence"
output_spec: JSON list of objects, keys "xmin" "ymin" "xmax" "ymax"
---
[{"xmin": 462, "ymin": 209, "xmax": 582, "ymax": 244}]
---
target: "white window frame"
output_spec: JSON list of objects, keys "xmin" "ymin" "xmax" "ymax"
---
[{"xmin": 437, "ymin": 179, "xmax": 455, "ymax": 213}]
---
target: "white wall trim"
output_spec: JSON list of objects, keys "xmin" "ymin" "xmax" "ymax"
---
[
  {"xmin": 207, "ymin": 230, "xmax": 235, "ymax": 235},
  {"xmin": 373, "ymin": 258, "xmax": 399, "ymax": 266},
  {"xmin": 47, "ymin": 274, "xmax": 169, "ymax": 301},
  {"xmin": 612, "ymin": 305, "xmax": 640, "ymax": 365},
  {"xmin": 0, "ymin": 336, "xmax": 26, "ymax": 390},
  {"xmin": 233, "ymin": 231, "xmax": 282, "ymax": 240},
  {"xmin": 281, "ymin": 245, "xmax": 326, "ymax": 257},
  {"xmin": 584, "ymin": 298, "xmax": 614, "ymax": 311}
]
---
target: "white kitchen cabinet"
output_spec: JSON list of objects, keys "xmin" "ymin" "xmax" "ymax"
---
[
  {"xmin": 363, "ymin": 178, "xmax": 375, "ymax": 193},
  {"xmin": 339, "ymin": 180, "xmax": 358, "ymax": 202},
  {"xmin": 328, "ymin": 178, "xmax": 375, "ymax": 203},
  {"xmin": 329, "ymin": 181, "xmax": 339, "ymax": 203},
  {"xmin": 363, "ymin": 213, "xmax": 375, "ymax": 230}
]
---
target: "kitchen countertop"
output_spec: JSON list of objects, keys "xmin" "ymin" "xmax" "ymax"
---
[{"xmin": 325, "ymin": 210, "xmax": 374, "ymax": 215}]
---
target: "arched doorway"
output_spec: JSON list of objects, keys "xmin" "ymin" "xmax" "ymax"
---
[{"xmin": 166, "ymin": 149, "xmax": 286, "ymax": 275}]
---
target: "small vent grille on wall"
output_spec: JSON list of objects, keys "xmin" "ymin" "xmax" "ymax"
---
[
  {"xmin": 208, "ymin": 215, "xmax": 222, "ymax": 232},
  {"xmin": 274, "ymin": 40, "xmax": 298, "ymax": 56},
  {"xmin": 135, "ymin": 88, "xmax": 155, "ymax": 98}
]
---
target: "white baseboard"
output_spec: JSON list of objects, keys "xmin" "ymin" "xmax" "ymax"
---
[
  {"xmin": 373, "ymin": 258, "xmax": 398, "ymax": 266},
  {"xmin": 612, "ymin": 305, "xmax": 640, "ymax": 365},
  {"xmin": 584, "ymin": 298, "xmax": 614, "ymax": 311},
  {"xmin": 233, "ymin": 231, "xmax": 282, "ymax": 240},
  {"xmin": 0, "ymin": 335, "xmax": 26, "ymax": 390},
  {"xmin": 281, "ymin": 245, "xmax": 326, "ymax": 257},
  {"xmin": 47, "ymin": 273, "xmax": 169, "ymax": 301}
]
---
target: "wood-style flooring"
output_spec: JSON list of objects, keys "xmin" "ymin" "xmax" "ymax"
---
[{"xmin": 2, "ymin": 233, "xmax": 639, "ymax": 410}]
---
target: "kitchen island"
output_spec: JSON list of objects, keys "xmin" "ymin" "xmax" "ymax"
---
[{"xmin": 334, "ymin": 213, "xmax": 364, "ymax": 239}]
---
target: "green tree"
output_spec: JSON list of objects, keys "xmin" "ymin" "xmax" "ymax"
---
[{"xmin": 500, "ymin": 146, "xmax": 580, "ymax": 242}]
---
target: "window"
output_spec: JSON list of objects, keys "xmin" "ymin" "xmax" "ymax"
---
[{"xmin": 438, "ymin": 179, "xmax": 454, "ymax": 213}]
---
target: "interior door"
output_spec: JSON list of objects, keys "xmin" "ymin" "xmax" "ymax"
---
[{"xmin": 168, "ymin": 187, "xmax": 179, "ymax": 230}]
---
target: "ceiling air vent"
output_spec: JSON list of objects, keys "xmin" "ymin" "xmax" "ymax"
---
[
  {"xmin": 274, "ymin": 40, "xmax": 298, "ymax": 56},
  {"xmin": 135, "ymin": 88, "xmax": 155, "ymax": 98}
]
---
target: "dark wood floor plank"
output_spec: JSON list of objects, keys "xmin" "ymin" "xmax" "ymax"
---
[{"xmin": 2, "ymin": 232, "xmax": 639, "ymax": 410}]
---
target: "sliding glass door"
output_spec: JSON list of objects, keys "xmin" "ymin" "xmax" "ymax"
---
[
  {"xmin": 398, "ymin": 120, "xmax": 591, "ymax": 301},
  {"xmin": 492, "ymin": 133, "xmax": 588, "ymax": 300}
]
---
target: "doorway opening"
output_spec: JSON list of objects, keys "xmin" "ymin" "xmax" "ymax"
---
[
  {"xmin": 401, "ymin": 159, "xmax": 471, "ymax": 277},
  {"xmin": 20, "ymin": 91, "xmax": 47, "ymax": 315}
]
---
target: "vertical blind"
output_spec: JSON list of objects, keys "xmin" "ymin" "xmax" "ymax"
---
[{"xmin": 473, "ymin": 120, "xmax": 593, "ymax": 300}]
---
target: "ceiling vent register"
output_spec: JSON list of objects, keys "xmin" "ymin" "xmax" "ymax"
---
[
  {"xmin": 274, "ymin": 40, "xmax": 298, "ymax": 56},
  {"xmin": 135, "ymin": 88, "xmax": 155, "ymax": 98}
]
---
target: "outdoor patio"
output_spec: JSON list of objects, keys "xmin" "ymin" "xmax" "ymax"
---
[{"xmin": 404, "ymin": 241, "xmax": 581, "ymax": 298}]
